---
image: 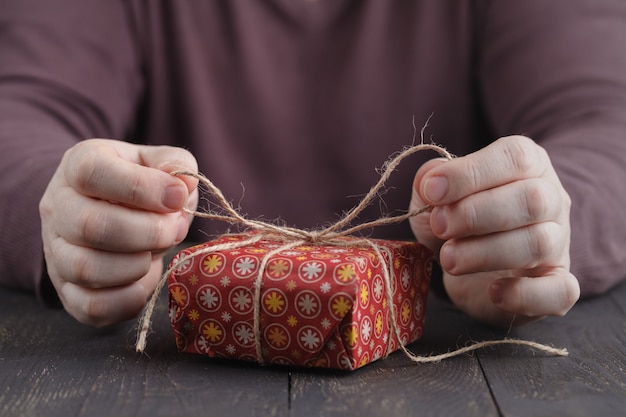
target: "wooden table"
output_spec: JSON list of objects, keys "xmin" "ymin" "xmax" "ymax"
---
[{"xmin": 1, "ymin": 275, "xmax": 625, "ymax": 417}]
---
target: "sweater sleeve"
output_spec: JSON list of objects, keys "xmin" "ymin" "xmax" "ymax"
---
[
  {"xmin": 0, "ymin": 0, "xmax": 143, "ymax": 298},
  {"xmin": 478, "ymin": 0, "xmax": 626, "ymax": 296}
]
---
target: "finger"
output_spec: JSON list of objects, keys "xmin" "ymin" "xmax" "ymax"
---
[
  {"xmin": 419, "ymin": 136, "xmax": 551, "ymax": 205},
  {"xmin": 48, "ymin": 237, "xmax": 152, "ymax": 288},
  {"xmin": 55, "ymin": 186, "xmax": 189, "ymax": 251},
  {"xmin": 409, "ymin": 159, "xmax": 449, "ymax": 251},
  {"xmin": 135, "ymin": 144, "xmax": 199, "ymax": 196},
  {"xmin": 59, "ymin": 280, "xmax": 148, "ymax": 327},
  {"xmin": 489, "ymin": 271, "xmax": 580, "ymax": 318},
  {"xmin": 65, "ymin": 140, "xmax": 198, "ymax": 212},
  {"xmin": 439, "ymin": 222, "xmax": 567, "ymax": 275},
  {"xmin": 56, "ymin": 256, "xmax": 164, "ymax": 327},
  {"xmin": 430, "ymin": 178, "xmax": 565, "ymax": 240}
]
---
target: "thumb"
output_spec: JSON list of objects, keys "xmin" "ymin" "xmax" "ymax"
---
[
  {"xmin": 409, "ymin": 158, "xmax": 448, "ymax": 253},
  {"xmin": 137, "ymin": 145, "xmax": 199, "ymax": 197}
]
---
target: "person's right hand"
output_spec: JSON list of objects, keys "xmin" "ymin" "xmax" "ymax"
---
[{"xmin": 39, "ymin": 139, "xmax": 199, "ymax": 327}]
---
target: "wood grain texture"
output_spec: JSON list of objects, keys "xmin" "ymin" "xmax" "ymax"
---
[
  {"xmin": 0, "ymin": 287, "xmax": 289, "ymax": 417},
  {"xmin": 477, "ymin": 280, "xmax": 626, "ymax": 417},
  {"xmin": 289, "ymin": 296, "xmax": 500, "ymax": 417},
  {"xmin": 1, "ymin": 273, "xmax": 625, "ymax": 417}
]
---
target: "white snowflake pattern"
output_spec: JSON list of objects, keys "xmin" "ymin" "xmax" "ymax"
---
[
  {"xmin": 281, "ymin": 250, "xmax": 301, "ymax": 257},
  {"xmin": 199, "ymin": 287, "xmax": 219, "ymax": 310},
  {"xmin": 410, "ymin": 322, "xmax": 415, "ymax": 331},
  {"xmin": 320, "ymin": 318, "xmax": 332, "ymax": 329},
  {"xmin": 235, "ymin": 257, "xmax": 256, "ymax": 275},
  {"xmin": 353, "ymin": 257, "xmax": 367, "ymax": 270},
  {"xmin": 301, "ymin": 262, "xmax": 323, "ymax": 280},
  {"xmin": 327, "ymin": 340, "xmax": 337, "ymax": 350},
  {"xmin": 369, "ymin": 341, "xmax": 375, "ymax": 350},
  {"xmin": 220, "ymin": 276, "xmax": 231, "ymax": 287},
  {"xmin": 319, "ymin": 282, "xmax": 332, "ymax": 294},
  {"xmin": 339, "ymin": 355, "xmax": 353, "ymax": 369},
  {"xmin": 373, "ymin": 279, "xmax": 384, "ymax": 300},
  {"xmin": 168, "ymin": 305, "xmax": 178, "ymax": 322},
  {"xmin": 329, "ymin": 259, "xmax": 341, "ymax": 263},
  {"xmin": 175, "ymin": 257, "xmax": 192, "ymax": 272},
  {"xmin": 221, "ymin": 311, "xmax": 232, "ymax": 322},
  {"xmin": 361, "ymin": 320, "xmax": 372, "ymax": 341},
  {"xmin": 382, "ymin": 333, "xmax": 388, "ymax": 343},
  {"xmin": 397, "ymin": 293, "xmax": 403, "ymax": 303},
  {"xmin": 328, "ymin": 248, "xmax": 350, "ymax": 254},
  {"xmin": 357, "ymin": 346, "xmax": 363, "ymax": 356},
  {"xmin": 401, "ymin": 268, "xmax": 411, "ymax": 289},
  {"xmin": 297, "ymin": 294, "xmax": 318, "ymax": 315},
  {"xmin": 300, "ymin": 329, "xmax": 321, "ymax": 350},
  {"xmin": 235, "ymin": 324, "xmax": 254, "ymax": 345},
  {"xmin": 225, "ymin": 344, "xmax": 236, "ymax": 355},
  {"xmin": 232, "ymin": 289, "xmax": 252, "ymax": 311},
  {"xmin": 197, "ymin": 336, "xmax": 211, "ymax": 353},
  {"xmin": 415, "ymin": 299, "xmax": 423, "ymax": 317},
  {"xmin": 373, "ymin": 349, "xmax": 382, "ymax": 360},
  {"xmin": 229, "ymin": 250, "xmax": 240, "ymax": 255}
]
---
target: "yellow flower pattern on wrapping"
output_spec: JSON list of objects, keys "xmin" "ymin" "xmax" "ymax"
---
[
  {"xmin": 335, "ymin": 264, "xmax": 356, "ymax": 283},
  {"xmin": 331, "ymin": 296, "xmax": 352, "ymax": 318},
  {"xmin": 268, "ymin": 259, "xmax": 289, "ymax": 277},
  {"xmin": 170, "ymin": 286, "xmax": 187, "ymax": 306},
  {"xmin": 169, "ymin": 233, "xmax": 430, "ymax": 370},
  {"xmin": 203, "ymin": 255, "xmax": 223, "ymax": 274},
  {"xmin": 267, "ymin": 326, "xmax": 288, "ymax": 348},
  {"xmin": 202, "ymin": 321, "xmax": 223, "ymax": 343},
  {"xmin": 264, "ymin": 291, "xmax": 285, "ymax": 314}
]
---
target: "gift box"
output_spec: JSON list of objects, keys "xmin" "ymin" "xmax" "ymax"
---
[{"xmin": 167, "ymin": 232, "xmax": 433, "ymax": 370}]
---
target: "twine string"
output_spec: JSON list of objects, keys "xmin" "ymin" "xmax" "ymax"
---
[{"xmin": 135, "ymin": 141, "xmax": 568, "ymax": 363}]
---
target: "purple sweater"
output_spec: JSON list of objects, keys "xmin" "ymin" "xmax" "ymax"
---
[{"xmin": 1, "ymin": 0, "xmax": 625, "ymax": 301}]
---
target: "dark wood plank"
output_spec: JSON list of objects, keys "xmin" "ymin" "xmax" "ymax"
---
[
  {"xmin": 289, "ymin": 295, "xmax": 501, "ymax": 417},
  {"xmin": 476, "ymin": 280, "xmax": 626, "ymax": 417},
  {"xmin": 0, "ymin": 287, "xmax": 289, "ymax": 417}
]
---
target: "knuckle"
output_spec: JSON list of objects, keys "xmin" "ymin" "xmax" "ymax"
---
[
  {"xmin": 126, "ymin": 174, "xmax": 145, "ymax": 206},
  {"xmin": 77, "ymin": 206, "xmax": 112, "ymax": 247},
  {"xmin": 555, "ymin": 276, "xmax": 581, "ymax": 316},
  {"xmin": 80, "ymin": 296, "xmax": 111, "ymax": 327},
  {"xmin": 523, "ymin": 182, "xmax": 551, "ymax": 222},
  {"xmin": 69, "ymin": 253, "xmax": 98, "ymax": 288},
  {"xmin": 466, "ymin": 161, "xmax": 484, "ymax": 191},
  {"xmin": 39, "ymin": 190, "xmax": 54, "ymax": 218},
  {"xmin": 144, "ymin": 216, "xmax": 168, "ymax": 249},
  {"xmin": 459, "ymin": 201, "xmax": 478, "ymax": 233},
  {"xmin": 70, "ymin": 149, "xmax": 103, "ymax": 193},
  {"xmin": 503, "ymin": 136, "xmax": 536, "ymax": 175},
  {"xmin": 525, "ymin": 223, "xmax": 560, "ymax": 266}
]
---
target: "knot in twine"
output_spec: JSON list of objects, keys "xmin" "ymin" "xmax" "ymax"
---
[{"xmin": 135, "ymin": 139, "xmax": 568, "ymax": 363}]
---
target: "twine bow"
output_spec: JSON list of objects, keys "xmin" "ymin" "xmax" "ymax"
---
[{"xmin": 135, "ymin": 138, "xmax": 568, "ymax": 362}]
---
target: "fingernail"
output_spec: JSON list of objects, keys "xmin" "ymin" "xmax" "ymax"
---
[
  {"xmin": 431, "ymin": 207, "xmax": 447, "ymax": 236},
  {"xmin": 175, "ymin": 215, "xmax": 188, "ymax": 243},
  {"xmin": 440, "ymin": 244, "xmax": 455, "ymax": 272},
  {"xmin": 490, "ymin": 281, "xmax": 503, "ymax": 305},
  {"xmin": 423, "ymin": 176, "xmax": 448, "ymax": 203},
  {"xmin": 163, "ymin": 184, "xmax": 186, "ymax": 210}
]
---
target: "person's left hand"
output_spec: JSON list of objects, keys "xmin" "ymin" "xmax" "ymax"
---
[{"xmin": 409, "ymin": 135, "xmax": 580, "ymax": 327}]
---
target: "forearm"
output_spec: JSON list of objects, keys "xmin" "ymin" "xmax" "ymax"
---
[
  {"xmin": 0, "ymin": 0, "xmax": 143, "ymax": 297},
  {"xmin": 0, "ymin": 103, "xmax": 71, "ymax": 296},
  {"xmin": 546, "ymin": 123, "xmax": 626, "ymax": 296}
]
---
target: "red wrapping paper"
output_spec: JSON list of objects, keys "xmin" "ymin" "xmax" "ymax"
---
[{"xmin": 167, "ymin": 233, "xmax": 433, "ymax": 370}]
